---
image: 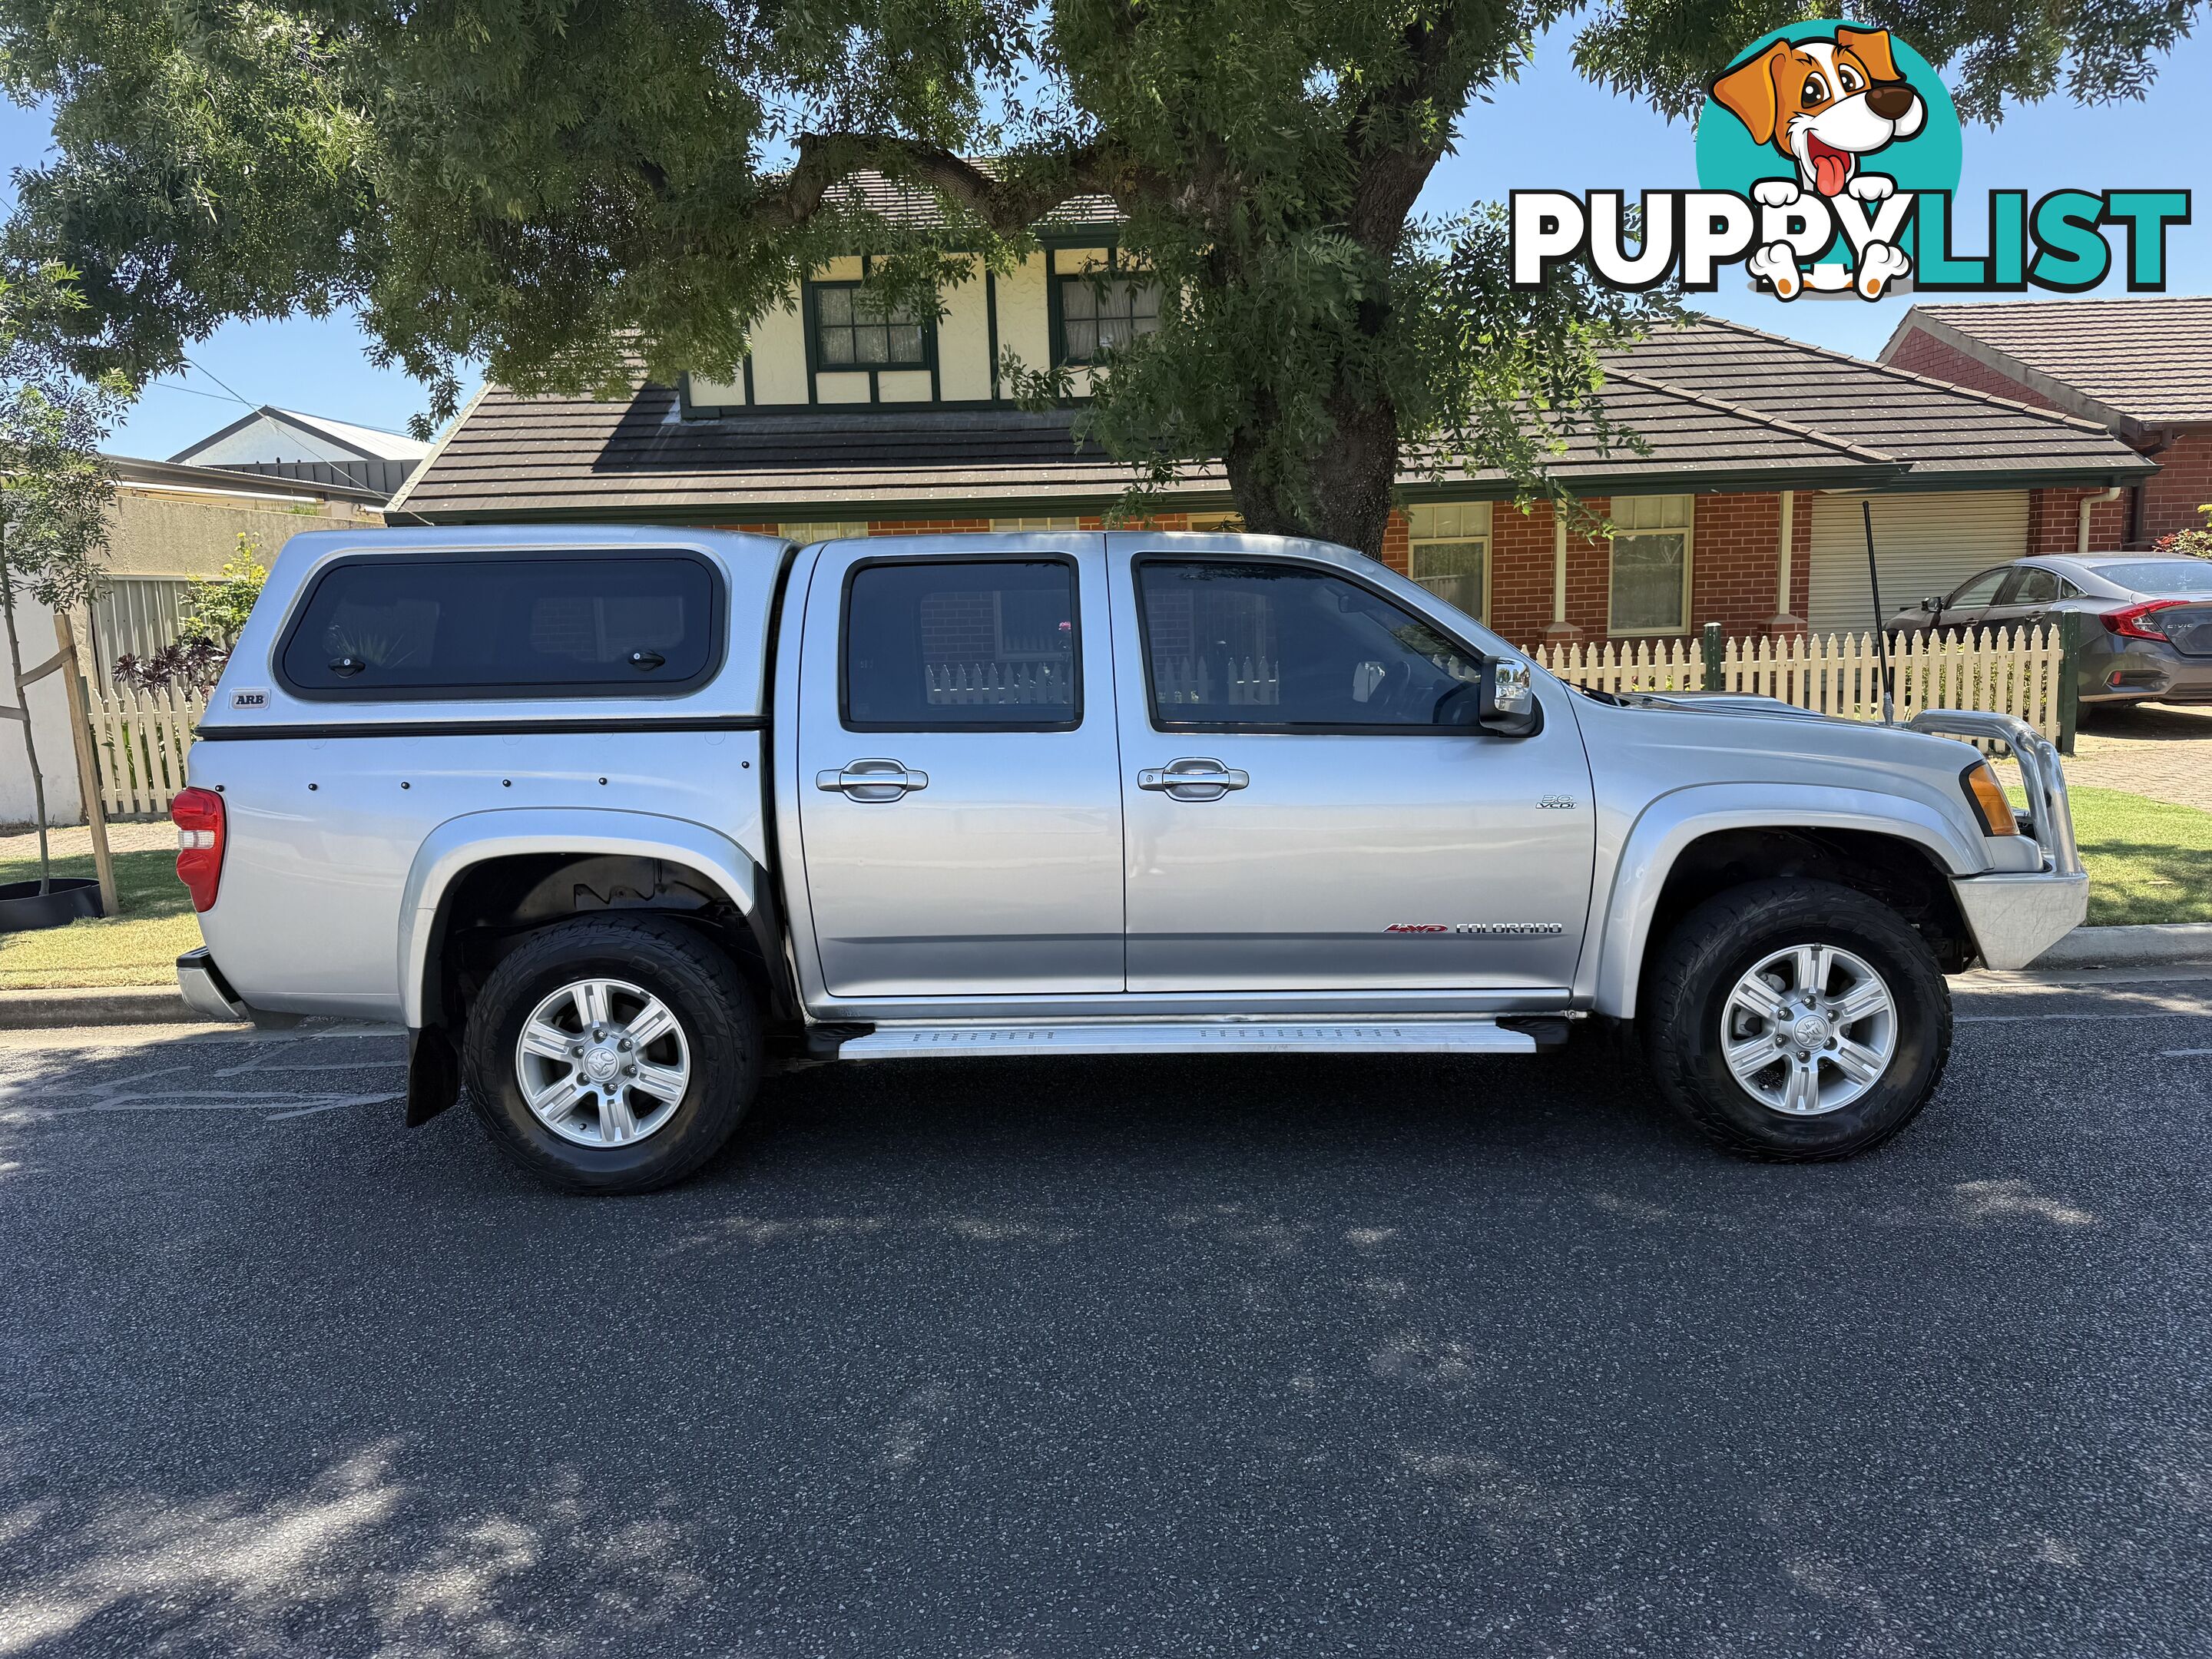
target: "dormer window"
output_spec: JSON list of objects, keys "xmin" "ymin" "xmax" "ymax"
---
[
  {"xmin": 813, "ymin": 283, "xmax": 928, "ymax": 368},
  {"xmin": 1056, "ymin": 273, "xmax": 1161, "ymax": 364}
]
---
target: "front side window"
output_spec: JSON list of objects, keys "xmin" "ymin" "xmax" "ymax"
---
[
  {"xmin": 843, "ymin": 560, "xmax": 1078, "ymax": 730},
  {"xmin": 813, "ymin": 284, "xmax": 927, "ymax": 368},
  {"xmin": 1058, "ymin": 275, "xmax": 1161, "ymax": 363},
  {"xmin": 1407, "ymin": 502, "xmax": 1492, "ymax": 622},
  {"xmin": 1138, "ymin": 561, "xmax": 1485, "ymax": 731},
  {"xmin": 1608, "ymin": 495, "xmax": 1692, "ymax": 634},
  {"xmin": 279, "ymin": 555, "xmax": 720, "ymax": 697},
  {"xmin": 1947, "ymin": 567, "xmax": 2012, "ymax": 608}
]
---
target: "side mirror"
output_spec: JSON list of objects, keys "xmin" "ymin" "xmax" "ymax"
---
[
  {"xmin": 1919, "ymin": 595, "xmax": 1944, "ymax": 613},
  {"xmin": 1479, "ymin": 655, "xmax": 1539, "ymax": 737}
]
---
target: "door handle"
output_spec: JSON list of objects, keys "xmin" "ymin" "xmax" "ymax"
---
[
  {"xmin": 1138, "ymin": 758, "xmax": 1250, "ymax": 800},
  {"xmin": 816, "ymin": 759, "xmax": 929, "ymax": 802}
]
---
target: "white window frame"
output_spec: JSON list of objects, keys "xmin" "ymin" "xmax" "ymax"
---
[
  {"xmin": 1406, "ymin": 502, "xmax": 1492, "ymax": 624},
  {"xmin": 1607, "ymin": 495, "xmax": 1695, "ymax": 637},
  {"xmin": 989, "ymin": 517, "xmax": 1081, "ymax": 531}
]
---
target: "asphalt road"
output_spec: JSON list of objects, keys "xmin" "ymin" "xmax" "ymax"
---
[{"xmin": 3, "ymin": 972, "xmax": 2210, "ymax": 1657}]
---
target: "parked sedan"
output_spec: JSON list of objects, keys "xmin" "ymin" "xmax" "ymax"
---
[{"xmin": 1886, "ymin": 555, "xmax": 2212, "ymax": 707}]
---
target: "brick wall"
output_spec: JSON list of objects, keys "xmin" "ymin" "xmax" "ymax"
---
[
  {"xmin": 2141, "ymin": 429, "xmax": 2212, "ymax": 544},
  {"xmin": 2026, "ymin": 487, "xmax": 2129, "ymax": 555},
  {"xmin": 1884, "ymin": 328, "xmax": 2063, "ymax": 411}
]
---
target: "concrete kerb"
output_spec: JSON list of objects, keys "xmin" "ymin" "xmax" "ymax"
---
[
  {"xmin": 0, "ymin": 985, "xmax": 240, "ymax": 1030},
  {"xmin": 3, "ymin": 921, "xmax": 2210, "ymax": 1029},
  {"xmin": 2032, "ymin": 922, "xmax": 2212, "ymax": 971}
]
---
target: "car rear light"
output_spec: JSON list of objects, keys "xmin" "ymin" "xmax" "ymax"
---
[
  {"xmin": 2104, "ymin": 600, "xmax": 2184, "ymax": 641},
  {"xmin": 1960, "ymin": 761, "xmax": 2019, "ymax": 837},
  {"xmin": 171, "ymin": 786, "xmax": 226, "ymax": 912}
]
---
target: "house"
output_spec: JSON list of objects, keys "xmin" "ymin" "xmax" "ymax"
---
[
  {"xmin": 1881, "ymin": 296, "xmax": 2212, "ymax": 548},
  {"xmin": 391, "ymin": 178, "xmax": 2154, "ymax": 645},
  {"xmin": 170, "ymin": 406, "xmax": 432, "ymax": 503}
]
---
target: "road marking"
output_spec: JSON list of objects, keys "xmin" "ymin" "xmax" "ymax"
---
[
  {"xmin": 2160, "ymin": 1048, "xmax": 2212, "ymax": 1058},
  {"xmin": 265, "ymin": 1093, "xmax": 404, "ymax": 1121},
  {"xmin": 1958, "ymin": 1008, "xmax": 2212, "ymax": 1024}
]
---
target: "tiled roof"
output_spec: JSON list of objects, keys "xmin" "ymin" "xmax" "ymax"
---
[
  {"xmin": 1881, "ymin": 296, "xmax": 2212, "ymax": 428},
  {"xmin": 395, "ymin": 320, "xmax": 2152, "ymax": 523},
  {"xmin": 820, "ymin": 168, "xmax": 1121, "ymax": 233}
]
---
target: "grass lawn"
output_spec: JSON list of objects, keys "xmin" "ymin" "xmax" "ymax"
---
[
  {"xmin": 2023, "ymin": 785, "xmax": 2212, "ymax": 928},
  {"xmin": 0, "ymin": 845, "xmax": 201, "ymax": 988}
]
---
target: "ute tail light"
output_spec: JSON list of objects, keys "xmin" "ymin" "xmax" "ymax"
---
[
  {"xmin": 171, "ymin": 786, "xmax": 226, "ymax": 912},
  {"xmin": 2104, "ymin": 600, "xmax": 2184, "ymax": 641}
]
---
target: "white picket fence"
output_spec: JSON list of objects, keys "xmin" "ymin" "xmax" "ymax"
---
[
  {"xmin": 85, "ymin": 687, "xmax": 207, "ymax": 816},
  {"xmin": 1153, "ymin": 654, "xmax": 1282, "ymax": 706},
  {"xmin": 923, "ymin": 660, "xmax": 1073, "ymax": 707},
  {"xmin": 1530, "ymin": 626, "xmax": 2063, "ymax": 737}
]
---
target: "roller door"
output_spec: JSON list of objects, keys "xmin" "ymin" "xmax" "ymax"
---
[{"xmin": 1807, "ymin": 491, "xmax": 2029, "ymax": 637}]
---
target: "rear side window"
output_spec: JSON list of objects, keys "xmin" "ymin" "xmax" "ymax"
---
[
  {"xmin": 842, "ymin": 559, "xmax": 1078, "ymax": 730},
  {"xmin": 280, "ymin": 555, "xmax": 722, "ymax": 698}
]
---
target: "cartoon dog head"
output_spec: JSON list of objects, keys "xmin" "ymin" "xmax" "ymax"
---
[{"xmin": 1708, "ymin": 28, "xmax": 1926, "ymax": 197}]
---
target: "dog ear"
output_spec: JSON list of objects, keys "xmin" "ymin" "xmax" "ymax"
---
[
  {"xmin": 1836, "ymin": 26, "xmax": 1902, "ymax": 83},
  {"xmin": 1707, "ymin": 41, "xmax": 1789, "ymax": 146}
]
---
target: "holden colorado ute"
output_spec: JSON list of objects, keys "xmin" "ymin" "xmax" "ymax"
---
[{"xmin": 171, "ymin": 527, "xmax": 2085, "ymax": 1192}]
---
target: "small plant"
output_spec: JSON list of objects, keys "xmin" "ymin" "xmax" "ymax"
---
[
  {"xmin": 112, "ymin": 537, "xmax": 267, "ymax": 694},
  {"xmin": 2151, "ymin": 503, "xmax": 2212, "ymax": 561}
]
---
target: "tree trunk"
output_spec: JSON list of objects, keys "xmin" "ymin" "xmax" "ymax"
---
[
  {"xmin": 0, "ymin": 555, "xmax": 51, "ymax": 894},
  {"xmin": 1224, "ymin": 389, "xmax": 1402, "ymax": 561}
]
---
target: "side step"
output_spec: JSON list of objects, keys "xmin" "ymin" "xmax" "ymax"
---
[{"xmin": 834, "ymin": 1017, "xmax": 1567, "ymax": 1061}]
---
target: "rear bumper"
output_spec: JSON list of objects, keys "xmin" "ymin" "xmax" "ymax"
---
[
  {"xmin": 1949, "ymin": 871, "xmax": 2090, "ymax": 971},
  {"xmin": 2078, "ymin": 637, "xmax": 2212, "ymax": 703},
  {"xmin": 176, "ymin": 948, "xmax": 249, "ymax": 1022}
]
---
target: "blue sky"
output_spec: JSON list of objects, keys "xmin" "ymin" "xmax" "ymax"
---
[{"xmin": 2, "ymin": 18, "xmax": 2205, "ymax": 460}]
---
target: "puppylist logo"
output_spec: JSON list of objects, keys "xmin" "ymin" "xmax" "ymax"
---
[{"xmin": 1512, "ymin": 22, "xmax": 2190, "ymax": 301}]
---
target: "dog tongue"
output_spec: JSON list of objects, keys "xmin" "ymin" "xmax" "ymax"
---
[{"xmin": 1810, "ymin": 143, "xmax": 1852, "ymax": 197}]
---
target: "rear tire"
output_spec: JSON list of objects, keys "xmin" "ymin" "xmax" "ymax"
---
[
  {"xmin": 1640, "ymin": 879, "xmax": 1950, "ymax": 1161},
  {"xmin": 462, "ymin": 915, "xmax": 760, "ymax": 1194}
]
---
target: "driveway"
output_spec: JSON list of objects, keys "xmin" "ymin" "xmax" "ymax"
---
[
  {"xmin": 2036, "ymin": 702, "xmax": 2212, "ymax": 812},
  {"xmin": 2, "ymin": 973, "xmax": 2210, "ymax": 1657}
]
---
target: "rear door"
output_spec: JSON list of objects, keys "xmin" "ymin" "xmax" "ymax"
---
[
  {"xmin": 1111, "ymin": 543, "xmax": 1594, "ymax": 994},
  {"xmin": 794, "ymin": 535, "xmax": 1124, "ymax": 998}
]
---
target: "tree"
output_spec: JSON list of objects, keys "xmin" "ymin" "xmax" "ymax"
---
[
  {"xmin": 0, "ymin": 2, "xmax": 2199, "ymax": 556},
  {"xmin": 0, "ymin": 270, "xmax": 127, "ymax": 892}
]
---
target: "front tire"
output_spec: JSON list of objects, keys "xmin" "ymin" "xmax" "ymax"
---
[
  {"xmin": 462, "ymin": 916, "xmax": 761, "ymax": 1194},
  {"xmin": 1641, "ymin": 879, "xmax": 1950, "ymax": 1161}
]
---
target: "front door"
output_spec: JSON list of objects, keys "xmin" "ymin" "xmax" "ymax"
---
[
  {"xmin": 1114, "ymin": 549, "xmax": 1595, "ymax": 993},
  {"xmin": 796, "ymin": 537, "xmax": 1124, "ymax": 998}
]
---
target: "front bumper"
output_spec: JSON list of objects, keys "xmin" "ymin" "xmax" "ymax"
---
[
  {"xmin": 1949, "ymin": 870, "xmax": 2089, "ymax": 972},
  {"xmin": 1908, "ymin": 710, "xmax": 2087, "ymax": 972}
]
